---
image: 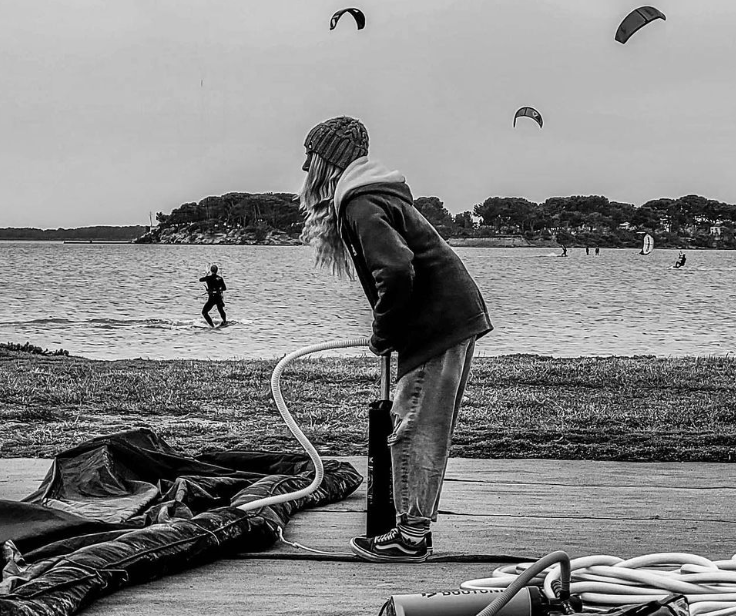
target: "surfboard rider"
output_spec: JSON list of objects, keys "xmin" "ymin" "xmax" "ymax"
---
[{"xmin": 199, "ymin": 265, "xmax": 227, "ymax": 327}]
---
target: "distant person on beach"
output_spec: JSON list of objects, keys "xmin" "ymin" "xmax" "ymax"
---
[
  {"xmin": 199, "ymin": 265, "xmax": 227, "ymax": 327},
  {"xmin": 595, "ymin": 246, "xmax": 600, "ymax": 255},
  {"xmin": 298, "ymin": 116, "xmax": 492, "ymax": 563},
  {"xmin": 585, "ymin": 246, "xmax": 590, "ymax": 255},
  {"xmin": 674, "ymin": 252, "xmax": 687, "ymax": 268}
]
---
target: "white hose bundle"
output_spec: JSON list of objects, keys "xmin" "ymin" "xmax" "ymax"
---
[
  {"xmin": 236, "ymin": 337, "xmax": 370, "ymax": 513},
  {"xmin": 461, "ymin": 553, "xmax": 736, "ymax": 615}
]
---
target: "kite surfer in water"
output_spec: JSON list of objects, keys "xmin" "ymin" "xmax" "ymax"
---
[
  {"xmin": 674, "ymin": 252, "xmax": 687, "ymax": 268},
  {"xmin": 298, "ymin": 116, "xmax": 492, "ymax": 563},
  {"xmin": 199, "ymin": 265, "xmax": 227, "ymax": 327}
]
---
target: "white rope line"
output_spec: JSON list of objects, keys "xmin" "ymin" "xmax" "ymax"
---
[{"xmin": 275, "ymin": 526, "xmax": 354, "ymax": 558}]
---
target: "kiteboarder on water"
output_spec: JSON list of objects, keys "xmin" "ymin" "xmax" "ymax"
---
[
  {"xmin": 674, "ymin": 252, "xmax": 687, "ymax": 268},
  {"xmin": 199, "ymin": 265, "xmax": 227, "ymax": 327},
  {"xmin": 298, "ymin": 116, "xmax": 492, "ymax": 563}
]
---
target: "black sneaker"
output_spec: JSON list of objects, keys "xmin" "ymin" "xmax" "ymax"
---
[{"xmin": 350, "ymin": 527, "xmax": 429, "ymax": 563}]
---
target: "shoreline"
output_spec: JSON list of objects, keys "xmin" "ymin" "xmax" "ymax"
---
[
  {"xmin": 1, "ymin": 237, "xmax": 732, "ymax": 249},
  {"xmin": 20, "ymin": 350, "xmax": 736, "ymax": 363},
  {"xmin": 1, "ymin": 348, "xmax": 734, "ymax": 462}
]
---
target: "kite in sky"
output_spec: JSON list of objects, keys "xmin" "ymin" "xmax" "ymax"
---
[
  {"xmin": 615, "ymin": 6, "xmax": 666, "ymax": 44},
  {"xmin": 513, "ymin": 107, "xmax": 543, "ymax": 129},
  {"xmin": 330, "ymin": 8, "xmax": 366, "ymax": 31}
]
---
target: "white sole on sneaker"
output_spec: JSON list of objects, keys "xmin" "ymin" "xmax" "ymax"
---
[{"xmin": 349, "ymin": 538, "xmax": 429, "ymax": 563}]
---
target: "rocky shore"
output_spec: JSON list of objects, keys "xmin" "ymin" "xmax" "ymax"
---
[
  {"xmin": 447, "ymin": 236, "xmax": 558, "ymax": 248},
  {"xmin": 135, "ymin": 224, "xmax": 302, "ymax": 246},
  {"xmin": 136, "ymin": 225, "xmax": 560, "ymax": 248}
]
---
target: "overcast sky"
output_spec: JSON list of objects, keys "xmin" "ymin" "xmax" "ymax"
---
[{"xmin": 1, "ymin": 0, "xmax": 735, "ymax": 228}]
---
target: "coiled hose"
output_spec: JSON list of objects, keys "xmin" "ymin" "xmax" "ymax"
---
[
  {"xmin": 461, "ymin": 553, "xmax": 736, "ymax": 615},
  {"xmin": 236, "ymin": 337, "xmax": 370, "ymax": 513}
]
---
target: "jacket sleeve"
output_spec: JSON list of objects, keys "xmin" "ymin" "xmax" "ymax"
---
[
  {"xmin": 344, "ymin": 198, "xmax": 414, "ymax": 353},
  {"xmin": 220, "ymin": 278, "xmax": 227, "ymax": 292},
  {"xmin": 199, "ymin": 276, "xmax": 207, "ymax": 282}
]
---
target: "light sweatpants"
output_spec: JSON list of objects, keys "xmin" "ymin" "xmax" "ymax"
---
[{"xmin": 388, "ymin": 336, "xmax": 476, "ymax": 527}]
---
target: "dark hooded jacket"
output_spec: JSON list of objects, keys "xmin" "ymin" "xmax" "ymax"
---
[{"xmin": 334, "ymin": 157, "xmax": 492, "ymax": 379}]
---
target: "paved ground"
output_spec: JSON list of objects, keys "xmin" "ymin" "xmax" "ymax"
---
[{"xmin": 2, "ymin": 456, "xmax": 734, "ymax": 615}]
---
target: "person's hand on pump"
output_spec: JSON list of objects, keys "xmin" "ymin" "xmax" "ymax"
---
[{"xmin": 369, "ymin": 334, "xmax": 393, "ymax": 357}]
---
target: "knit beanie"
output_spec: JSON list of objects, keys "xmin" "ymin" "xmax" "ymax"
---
[{"xmin": 304, "ymin": 116, "xmax": 369, "ymax": 170}]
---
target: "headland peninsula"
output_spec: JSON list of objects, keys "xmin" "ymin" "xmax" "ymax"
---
[
  {"xmin": 135, "ymin": 191, "xmax": 736, "ymax": 249},
  {"xmin": 4, "ymin": 192, "xmax": 735, "ymax": 249}
]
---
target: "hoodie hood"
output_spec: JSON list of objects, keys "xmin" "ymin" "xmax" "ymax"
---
[{"xmin": 333, "ymin": 156, "xmax": 406, "ymax": 217}]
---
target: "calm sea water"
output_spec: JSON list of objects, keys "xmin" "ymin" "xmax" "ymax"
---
[{"xmin": 0, "ymin": 241, "xmax": 734, "ymax": 361}]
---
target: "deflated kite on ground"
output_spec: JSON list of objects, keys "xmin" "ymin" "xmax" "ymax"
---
[{"xmin": 0, "ymin": 428, "xmax": 362, "ymax": 616}]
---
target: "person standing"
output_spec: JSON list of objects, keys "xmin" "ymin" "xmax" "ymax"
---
[
  {"xmin": 298, "ymin": 116, "xmax": 492, "ymax": 563},
  {"xmin": 199, "ymin": 265, "xmax": 227, "ymax": 327}
]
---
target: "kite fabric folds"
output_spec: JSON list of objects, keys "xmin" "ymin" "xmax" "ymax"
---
[{"xmin": 0, "ymin": 428, "xmax": 363, "ymax": 616}]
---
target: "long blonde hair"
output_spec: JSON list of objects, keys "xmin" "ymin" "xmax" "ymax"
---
[{"xmin": 299, "ymin": 153, "xmax": 354, "ymax": 278}]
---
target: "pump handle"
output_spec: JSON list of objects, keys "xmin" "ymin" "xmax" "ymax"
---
[{"xmin": 380, "ymin": 354, "xmax": 391, "ymax": 401}]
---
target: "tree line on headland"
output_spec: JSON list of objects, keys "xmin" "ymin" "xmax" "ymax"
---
[
  {"xmin": 137, "ymin": 191, "xmax": 736, "ymax": 249},
  {"xmin": 3, "ymin": 193, "xmax": 733, "ymax": 247}
]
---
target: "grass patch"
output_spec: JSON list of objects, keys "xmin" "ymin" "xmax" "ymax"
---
[{"xmin": 0, "ymin": 345, "xmax": 734, "ymax": 461}]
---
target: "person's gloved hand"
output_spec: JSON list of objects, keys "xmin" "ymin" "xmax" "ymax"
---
[{"xmin": 369, "ymin": 334, "xmax": 393, "ymax": 357}]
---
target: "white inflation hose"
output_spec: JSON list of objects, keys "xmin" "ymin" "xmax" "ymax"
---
[
  {"xmin": 461, "ymin": 553, "xmax": 736, "ymax": 615},
  {"xmin": 237, "ymin": 337, "xmax": 370, "ymax": 513}
]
